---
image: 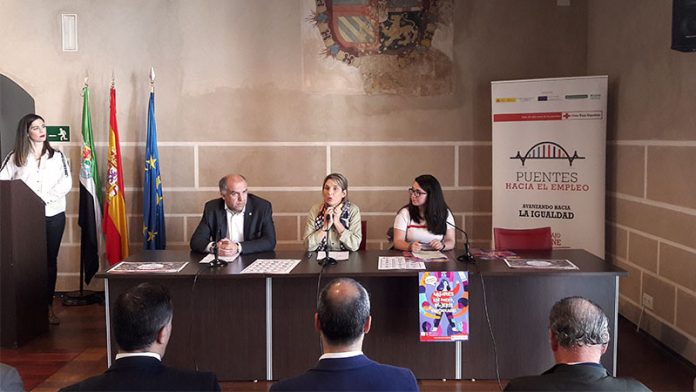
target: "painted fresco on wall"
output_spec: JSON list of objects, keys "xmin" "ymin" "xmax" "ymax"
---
[{"xmin": 303, "ymin": 0, "xmax": 453, "ymax": 95}]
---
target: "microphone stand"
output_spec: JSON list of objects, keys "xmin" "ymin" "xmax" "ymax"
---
[
  {"xmin": 446, "ymin": 221, "xmax": 473, "ymax": 262},
  {"xmin": 209, "ymin": 231, "xmax": 229, "ymax": 268},
  {"xmin": 319, "ymin": 229, "xmax": 336, "ymax": 266}
]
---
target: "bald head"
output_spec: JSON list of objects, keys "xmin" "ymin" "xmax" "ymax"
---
[
  {"xmin": 219, "ymin": 174, "xmax": 248, "ymax": 212},
  {"xmin": 317, "ymin": 278, "xmax": 370, "ymax": 346},
  {"xmin": 550, "ymin": 297, "xmax": 610, "ymax": 349},
  {"xmin": 219, "ymin": 174, "xmax": 247, "ymax": 192}
]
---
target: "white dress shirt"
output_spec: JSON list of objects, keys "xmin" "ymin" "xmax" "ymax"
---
[
  {"xmin": 319, "ymin": 350, "xmax": 363, "ymax": 360},
  {"xmin": 115, "ymin": 352, "xmax": 162, "ymax": 361},
  {"xmin": 226, "ymin": 204, "xmax": 245, "ymax": 243},
  {"xmin": 206, "ymin": 204, "xmax": 246, "ymax": 253}
]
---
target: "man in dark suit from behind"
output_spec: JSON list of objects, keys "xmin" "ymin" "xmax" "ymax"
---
[
  {"xmin": 270, "ymin": 278, "xmax": 419, "ymax": 391},
  {"xmin": 60, "ymin": 283, "xmax": 220, "ymax": 391},
  {"xmin": 504, "ymin": 296, "xmax": 650, "ymax": 391},
  {"xmin": 190, "ymin": 174, "xmax": 276, "ymax": 255}
]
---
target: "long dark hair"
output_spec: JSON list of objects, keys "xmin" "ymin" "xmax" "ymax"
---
[
  {"xmin": 406, "ymin": 174, "xmax": 450, "ymax": 235},
  {"xmin": 11, "ymin": 114, "xmax": 54, "ymax": 167}
]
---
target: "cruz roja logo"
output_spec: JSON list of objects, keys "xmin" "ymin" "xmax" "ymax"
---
[{"xmin": 510, "ymin": 141, "xmax": 585, "ymax": 166}]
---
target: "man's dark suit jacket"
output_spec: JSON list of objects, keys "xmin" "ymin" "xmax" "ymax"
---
[
  {"xmin": 503, "ymin": 363, "xmax": 650, "ymax": 391},
  {"xmin": 59, "ymin": 356, "xmax": 220, "ymax": 391},
  {"xmin": 190, "ymin": 194, "xmax": 276, "ymax": 254},
  {"xmin": 269, "ymin": 354, "xmax": 418, "ymax": 391}
]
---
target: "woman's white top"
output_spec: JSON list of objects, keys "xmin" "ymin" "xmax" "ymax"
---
[
  {"xmin": 0, "ymin": 150, "xmax": 72, "ymax": 217},
  {"xmin": 393, "ymin": 208, "xmax": 455, "ymax": 248}
]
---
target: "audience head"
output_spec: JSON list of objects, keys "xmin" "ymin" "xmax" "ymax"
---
[
  {"xmin": 322, "ymin": 173, "xmax": 349, "ymax": 208},
  {"xmin": 114, "ymin": 283, "xmax": 173, "ymax": 353},
  {"xmin": 549, "ymin": 296, "xmax": 610, "ymax": 348},
  {"xmin": 548, "ymin": 296, "xmax": 610, "ymax": 364},
  {"xmin": 219, "ymin": 174, "xmax": 248, "ymax": 213},
  {"xmin": 12, "ymin": 113, "xmax": 53, "ymax": 167},
  {"xmin": 316, "ymin": 278, "xmax": 371, "ymax": 347},
  {"xmin": 407, "ymin": 174, "xmax": 449, "ymax": 234}
]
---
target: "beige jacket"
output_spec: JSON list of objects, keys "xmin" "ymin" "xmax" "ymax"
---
[{"xmin": 303, "ymin": 202, "xmax": 362, "ymax": 251}]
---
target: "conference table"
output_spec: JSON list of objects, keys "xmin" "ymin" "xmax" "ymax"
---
[{"xmin": 97, "ymin": 249, "xmax": 626, "ymax": 381}]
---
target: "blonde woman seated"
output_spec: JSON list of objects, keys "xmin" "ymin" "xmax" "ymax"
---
[
  {"xmin": 393, "ymin": 174, "xmax": 455, "ymax": 252},
  {"xmin": 303, "ymin": 173, "xmax": 362, "ymax": 251}
]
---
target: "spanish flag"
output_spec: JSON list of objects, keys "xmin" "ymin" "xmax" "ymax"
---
[{"xmin": 103, "ymin": 83, "xmax": 129, "ymax": 264}]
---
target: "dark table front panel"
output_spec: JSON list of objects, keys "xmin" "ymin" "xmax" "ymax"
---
[
  {"xmin": 107, "ymin": 276, "xmax": 267, "ymax": 380},
  {"xmin": 101, "ymin": 249, "xmax": 624, "ymax": 381},
  {"xmin": 463, "ymin": 274, "xmax": 617, "ymax": 379},
  {"xmin": 272, "ymin": 276, "xmax": 456, "ymax": 380}
]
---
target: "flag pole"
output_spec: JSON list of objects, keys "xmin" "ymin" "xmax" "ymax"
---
[{"xmin": 63, "ymin": 76, "xmax": 102, "ymax": 306}]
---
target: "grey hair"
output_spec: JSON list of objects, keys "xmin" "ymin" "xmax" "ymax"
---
[
  {"xmin": 218, "ymin": 174, "xmax": 247, "ymax": 192},
  {"xmin": 549, "ymin": 296, "xmax": 610, "ymax": 348}
]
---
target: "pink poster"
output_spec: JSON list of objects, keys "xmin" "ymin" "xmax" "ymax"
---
[{"xmin": 418, "ymin": 271, "xmax": 469, "ymax": 342}]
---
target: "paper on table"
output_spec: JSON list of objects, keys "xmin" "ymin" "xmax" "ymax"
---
[
  {"xmin": 199, "ymin": 253, "xmax": 239, "ymax": 264},
  {"xmin": 378, "ymin": 256, "xmax": 425, "ymax": 270},
  {"xmin": 108, "ymin": 261, "xmax": 189, "ymax": 273},
  {"xmin": 328, "ymin": 251, "xmax": 349, "ymax": 260},
  {"xmin": 503, "ymin": 258, "xmax": 578, "ymax": 270},
  {"xmin": 411, "ymin": 250, "xmax": 447, "ymax": 261},
  {"xmin": 240, "ymin": 259, "xmax": 301, "ymax": 274}
]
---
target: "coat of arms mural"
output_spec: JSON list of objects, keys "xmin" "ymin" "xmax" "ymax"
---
[{"xmin": 305, "ymin": 0, "xmax": 453, "ymax": 95}]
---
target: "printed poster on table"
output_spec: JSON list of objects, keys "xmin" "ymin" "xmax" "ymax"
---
[
  {"xmin": 418, "ymin": 271, "xmax": 469, "ymax": 342},
  {"xmin": 491, "ymin": 76, "xmax": 607, "ymax": 257}
]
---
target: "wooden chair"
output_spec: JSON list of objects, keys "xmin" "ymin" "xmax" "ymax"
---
[{"xmin": 493, "ymin": 226, "xmax": 552, "ymax": 251}]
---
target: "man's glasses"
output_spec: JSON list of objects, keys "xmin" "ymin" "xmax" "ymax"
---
[{"xmin": 408, "ymin": 188, "xmax": 427, "ymax": 197}]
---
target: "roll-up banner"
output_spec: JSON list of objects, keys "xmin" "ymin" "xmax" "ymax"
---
[{"xmin": 491, "ymin": 76, "xmax": 607, "ymax": 258}]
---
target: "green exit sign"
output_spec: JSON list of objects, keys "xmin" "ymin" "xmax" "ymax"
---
[{"xmin": 46, "ymin": 126, "xmax": 70, "ymax": 142}]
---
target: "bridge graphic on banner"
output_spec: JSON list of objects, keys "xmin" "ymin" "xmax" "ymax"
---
[{"xmin": 510, "ymin": 141, "xmax": 585, "ymax": 166}]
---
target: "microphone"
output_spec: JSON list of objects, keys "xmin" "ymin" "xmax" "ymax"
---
[
  {"xmin": 209, "ymin": 228, "xmax": 229, "ymax": 268},
  {"xmin": 446, "ymin": 221, "xmax": 473, "ymax": 262},
  {"xmin": 318, "ymin": 229, "xmax": 337, "ymax": 266},
  {"xmin": 318, "ymin": 208, "xmax": 337, "ymax": 266}
]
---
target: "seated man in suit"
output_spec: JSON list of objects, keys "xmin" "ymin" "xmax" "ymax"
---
[
  {"xmin": 190, "ymin": 174, "xmax": 276, "ymax": 255},
  {"xmin": 504, "ymin": 296, "xmax": 650, "ymax": 391},
  {"xmin": 60, "ymin": 283, "xmax": 220, "ymax": 391},
  {"xmin": 270, "ymin": 278, "xmax": 418, "ymax": 391}
]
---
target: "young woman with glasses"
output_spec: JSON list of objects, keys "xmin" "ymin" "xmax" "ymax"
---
[{"xmin": 392, "ymin": 174, "xmax": 455, "ymax": 252}]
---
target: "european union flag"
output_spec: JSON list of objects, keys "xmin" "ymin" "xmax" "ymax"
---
[{"xmin": 143, "ymin": 92, "xmax": 166, "ymax": 249}]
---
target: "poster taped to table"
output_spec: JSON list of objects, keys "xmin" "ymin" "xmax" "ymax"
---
[
  {"xmin": 108, "ymin": 261, "xmax": 189, "ymax": 273},
  {"xmin": 419, "ymin": 271, "xmax": 469, "ymax": 342}
]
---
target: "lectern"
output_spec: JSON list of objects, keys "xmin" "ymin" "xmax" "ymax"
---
[{"xmin": 0, "ymin": 180, "xmax": 48, "ymax": 347}]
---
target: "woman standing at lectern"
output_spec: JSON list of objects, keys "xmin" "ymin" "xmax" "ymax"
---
[
  {"xmin": 303, "ymin": 173, "xmax": 362, "ymax": 251},
  {"xmin": 0, "ymin": 114, "xmax": 72, "ymax": 325},
  {"xmin": 392, "ymin": 174, "xmax": 455, "ymax": 252}
]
